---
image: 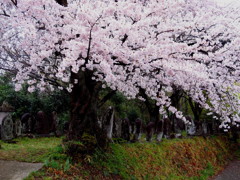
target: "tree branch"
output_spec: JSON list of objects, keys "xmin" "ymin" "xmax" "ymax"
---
[{"xmin": 98, "ymin": 90, "xmax": 116, "ymax": 108}]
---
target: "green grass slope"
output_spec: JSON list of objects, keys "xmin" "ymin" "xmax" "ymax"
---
[{"xmin": 93, "ymin": 136, "xmax": 237, "ymax": 179}]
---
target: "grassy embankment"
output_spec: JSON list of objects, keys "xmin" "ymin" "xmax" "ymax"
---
[
  {"xmin": 93, "ymin": 136, "xmax": 236, "ymax": 180},
  {"xmin": 0, "ymin": 136, "xmax": 238, "ymax": 179}
]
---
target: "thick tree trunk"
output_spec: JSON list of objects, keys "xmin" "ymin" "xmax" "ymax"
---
[
  {"xmin": 139, "ymin": 88, "xmax": 160, "ymax": 128},
  {"xmin": 150, "ymin": 106, "xmax": 160, "ymax": 126},
  {"xmin": 169, "ymin": 88, "xmax": 183, "ymax": 133},
  {"xmin": 66, "ymin": 71, "xmax": 107, "ymax": 149}
]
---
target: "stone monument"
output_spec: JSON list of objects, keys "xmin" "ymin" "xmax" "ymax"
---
[{"xmin": 0, "ymin": 101, "xmax": 14, "ymax": 140}]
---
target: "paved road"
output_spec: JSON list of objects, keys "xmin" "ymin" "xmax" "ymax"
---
[
  {"xmin": 0, "ymin": 160, "xmax": 43, "ymax": 180},
  {"xmin": 213, "ymin": 160, "xmax": 240, "ymax": 180}
]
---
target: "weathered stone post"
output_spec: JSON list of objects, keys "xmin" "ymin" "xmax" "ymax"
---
[{"xmin": 0, "ymin": 102, "xmax": 15, "ymax": 141}]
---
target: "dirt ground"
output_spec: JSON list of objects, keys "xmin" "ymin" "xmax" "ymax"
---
[{"xmin": 0, "ymin": 160, "xmax": 43, "ymax": 180}]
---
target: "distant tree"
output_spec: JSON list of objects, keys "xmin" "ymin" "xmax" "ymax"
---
[{"xmin": 0, "ymin": 74, "xmax": 69, "ymax": 118}]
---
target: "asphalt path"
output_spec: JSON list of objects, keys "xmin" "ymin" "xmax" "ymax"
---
[
  {"xmin": 213, "ymin": 160, "xmax": 240, "ymax": 180},
  {"xmin": 0, "ymin": 160, "xmax": 43, "ymax": 180}
]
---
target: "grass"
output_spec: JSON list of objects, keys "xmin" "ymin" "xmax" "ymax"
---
[
  {"xmin": 92, "ymin": 136, "xmax": 236, "ymax": 180},
  {"xmin": 1, "ymin": 136, "xmax": 238, "ymax": 179},
  {"xmin": 24, "ymin": 144, "xmax": 73, "ymax": 180},
  {"xmin": 0, "ymin": 137, "xmax": 62, "ymax": 162}
]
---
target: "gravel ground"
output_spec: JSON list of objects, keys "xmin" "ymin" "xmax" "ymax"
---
[
  {"xmin": 0, "ymin": 160, "xmax": 43, "ymax": 180},
  {"xmin": 213, "ymin": 160, "xmax": 240, "ymax": 180}
]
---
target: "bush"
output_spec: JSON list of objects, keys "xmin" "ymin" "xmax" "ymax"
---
[{"xmin": 63, "ymin": 133, "xmax": 98, "ymax": 159}]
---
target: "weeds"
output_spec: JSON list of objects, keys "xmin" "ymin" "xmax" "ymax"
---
[
  {"xmin": 44, "ymin": 145, "xmax": 71, "ymax": 172},
  {"xmin": 188, "ymin": 163, "xmax": 215, "ymax": 180},
  {"xmin": 44, "ymin": 159, "xmax": 62, "ymax": 170},
  {"xmin": 23, "ymin": 171, "xmax": 46, "ymax": 180},
  {"xmin": 63, "ymin": 158, "xmax": 71, "ymax": 172}
]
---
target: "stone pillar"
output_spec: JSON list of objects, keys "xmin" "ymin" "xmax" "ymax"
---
[{"xmin": 14, "ymin": 119, "xmax": 22, "ymax": 137}]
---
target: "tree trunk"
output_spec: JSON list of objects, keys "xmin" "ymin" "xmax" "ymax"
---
[
  {"xmin": 66, "ymin": 71, "xmax": 107, "ymax": 149},
  {"xmin": 150, "ymin": 105, "xmax": 160, "ymax": 126},
  {"xmin": 169, "ymin": 88, "xmax": 183, "ymax": 133},
  {"xmin": 139, "ymin": 88, "xmax": 160, "ymax": 128},
  {"xmin": 188, "ymin": 98, "xmax": 203, "ymax": 135}
]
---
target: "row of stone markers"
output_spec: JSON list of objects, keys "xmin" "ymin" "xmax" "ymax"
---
[
  {"xmin": 98, "ymin": 107, "xmax": 224, "ymax": 143},
  {"xmin": 0, "ymin": 102, "xmax": 226, "ymax": 142},
  {"xmin": 20, "ymin": 111, "xmax": 59, "ymax": 135},
  {"xmin": 0, "ymin": 101, "xmax": 60, "ymax": 141}
]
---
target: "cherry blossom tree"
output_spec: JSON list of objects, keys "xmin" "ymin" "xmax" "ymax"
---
[{"xmin": 0, "ymin": 0, "xmax": 240, "ymax": 146}]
